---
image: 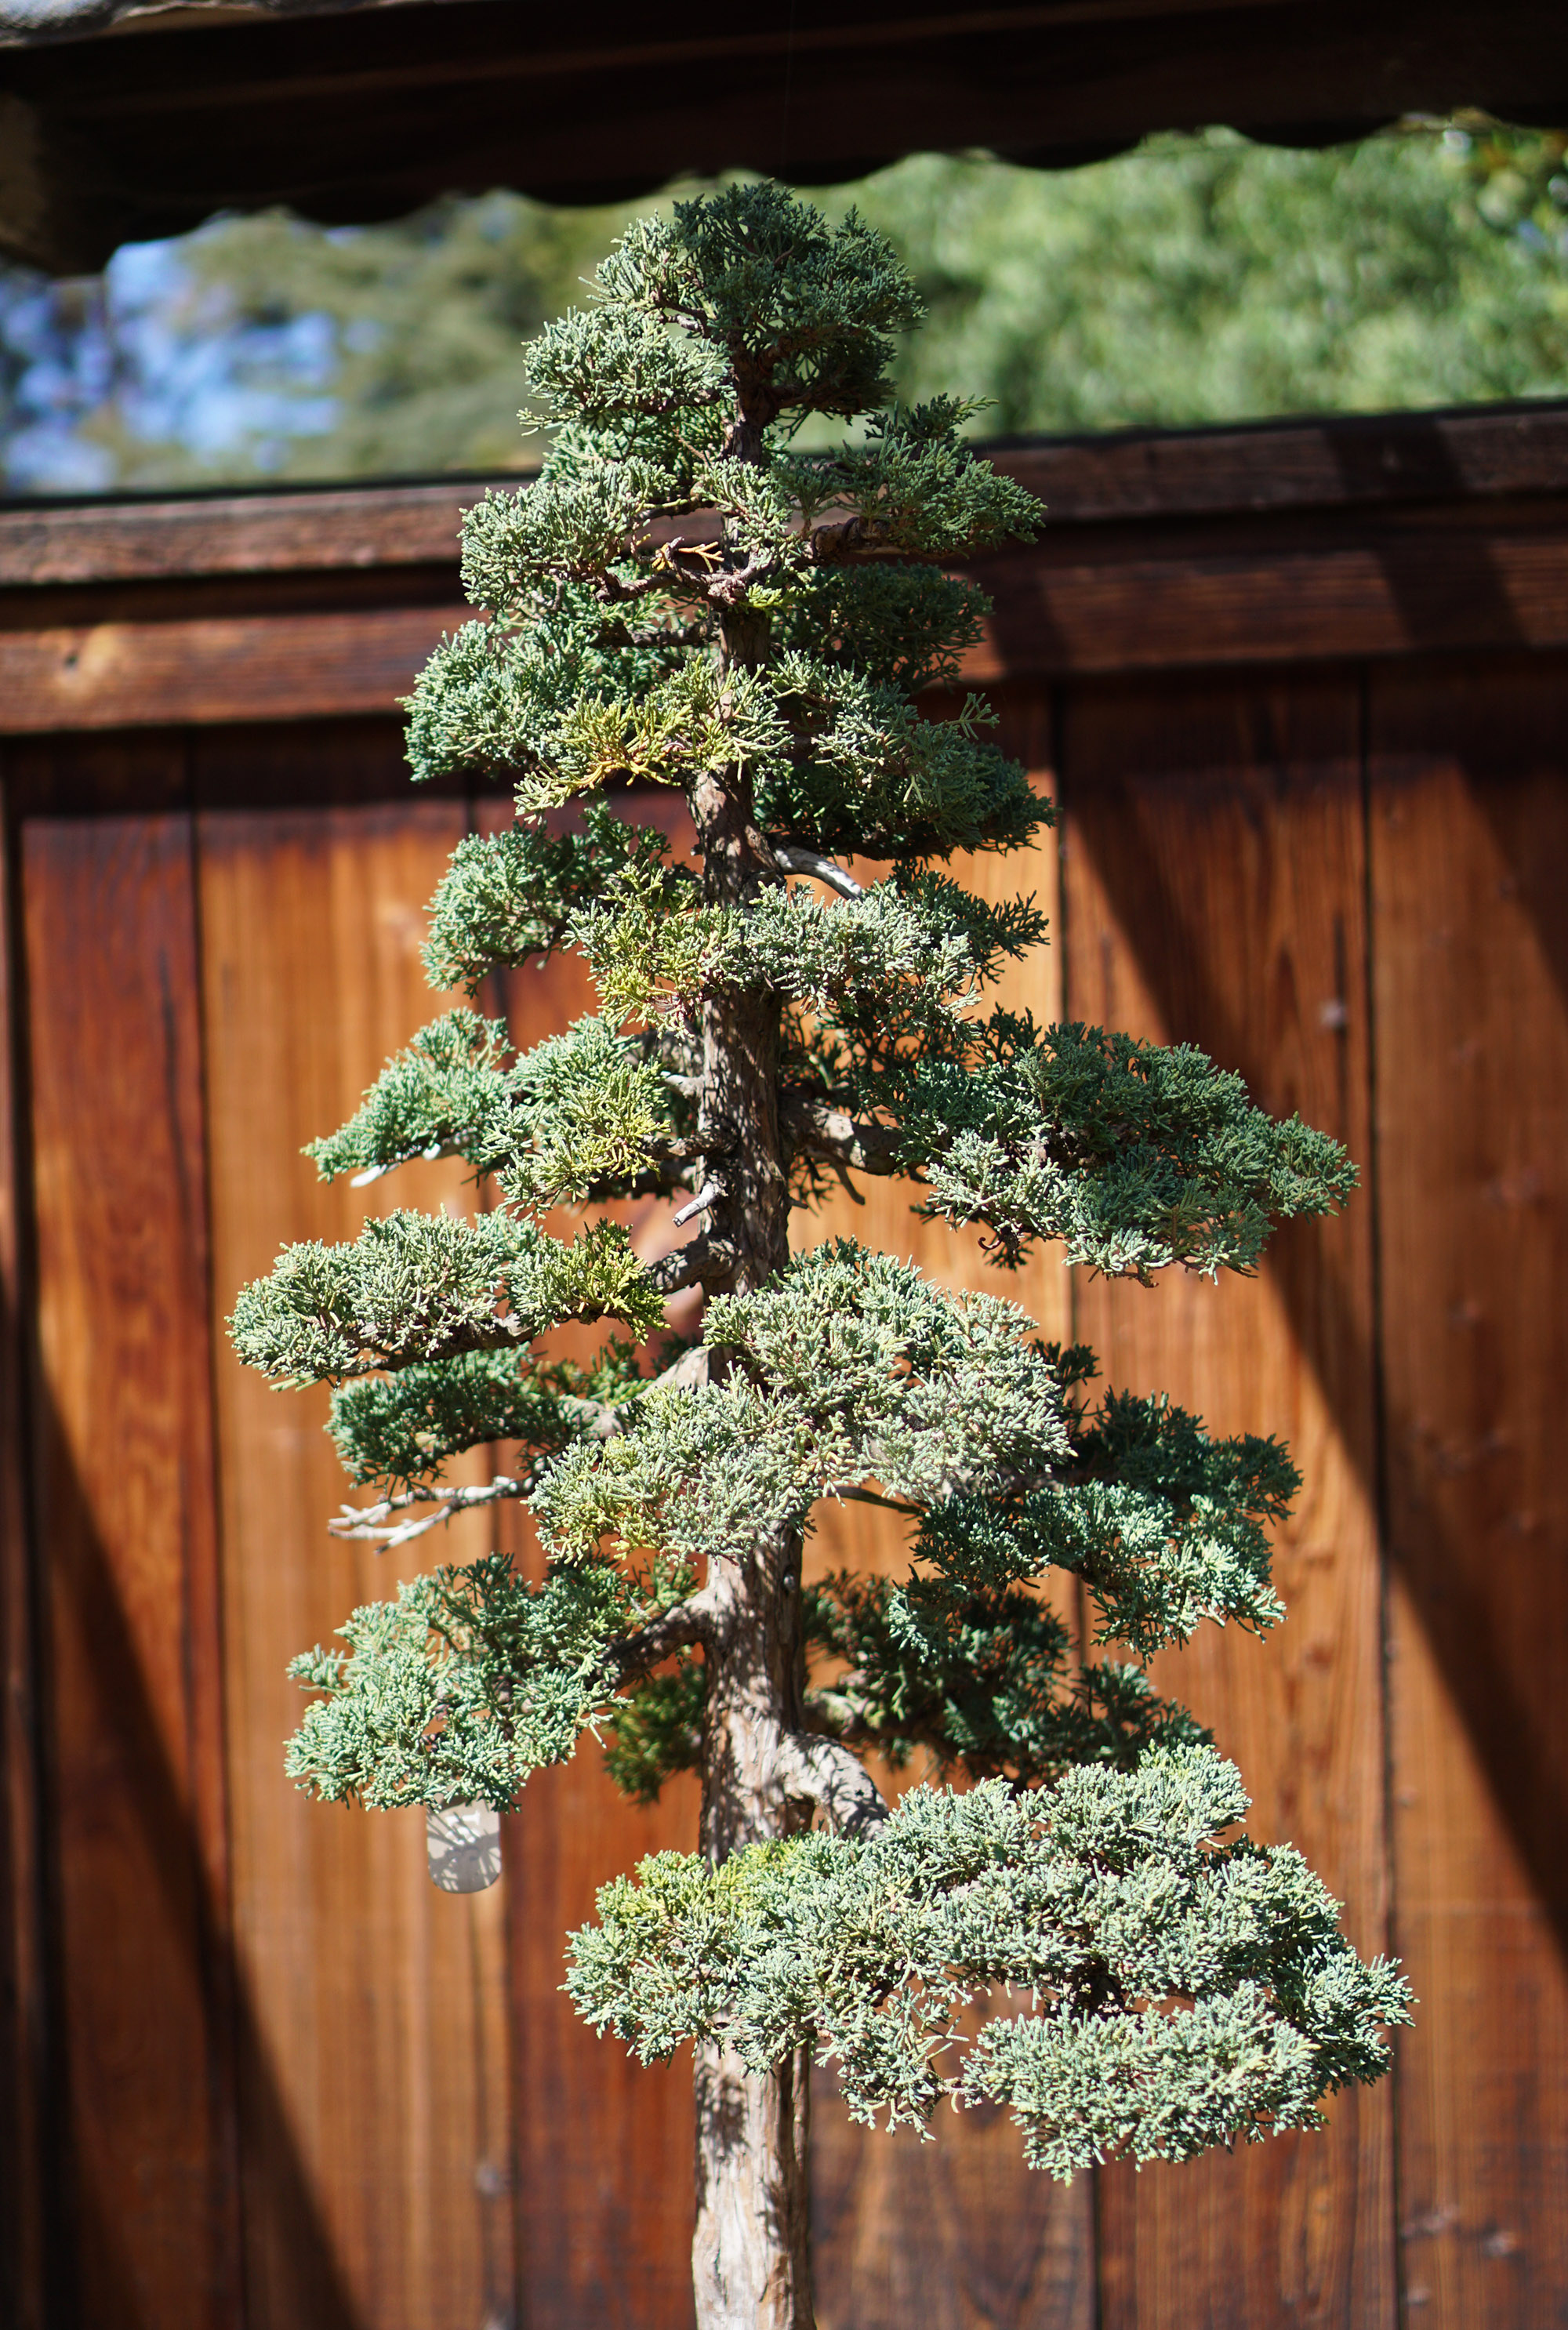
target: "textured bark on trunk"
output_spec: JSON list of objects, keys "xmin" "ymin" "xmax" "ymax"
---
[
  {"xmin": 688, "ymin": 554, "xmax": 815, "ymax": 2325},
  {"xmin": 693, "ymin": 1522, "xmax": 815, "ymax": 2330},
  {"xmin": 693, "ymin": 2040, "xmax": 812, "ymax": 2330}
]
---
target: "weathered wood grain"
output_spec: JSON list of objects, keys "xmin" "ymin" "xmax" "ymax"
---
[
  {"xmin": 1059, "ymin": 673, "xmax": 1394, "ymax": 2328},
  {"xmin": 971, "ymin": 511, "xmax": 1568, "ymax": 680},
  {"xmin": 2, "ymin": 405, "xmax": 1563, "ymax": 587},
  {"xmin": 0, "ymin": 605, "xmax": 466, "ymax": 734},
  {"xmin": 0, "ymin": 764, "xmax": 48, "ymax": 2330},
  {"xmin": 996, "ymin": 404, "xmax": 1568, "ymax": 524},
  {"xmin": 1370, "ymin": 655, "xmax": 1568, "ymax": 2328},
  {"xmin": 23, "ymin": 765, "xmax": 243, "ymax": 2330},
  {"xmin": 506, "ymin": 1759, "xmax": 702, "ymax": 2330},
  {"xmin": 195, "ymin": 726, "xmax": 515, "ymax": 2330},
  {"xmin": 0, "ymin": 482, "xmax": 477, "ymax": 586}
]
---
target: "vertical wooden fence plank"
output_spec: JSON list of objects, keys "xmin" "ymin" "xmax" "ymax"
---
[
  {"xmin": 24, "ymin": 767, "xmax": 242, "ymax": 2330},
  {"xmin": 1370, "ymin": 655, "xmax": 1568, "ymax": 2327},
  {"xmin": 0, "ymin": 763, "xmax": 49, "ymax": 2330},
  {"xmin": 196, "ymin": 731, "xmax": 515, "ymax": 2330},
  {"xmin": 484, "ymin": 792, "xmax": 702, "ymax": 2330},
  {"xmin": 806, "ymin": 700, "xmax": 1094, "ymax": 2330},
  {"xmin": 503, "ymin": 1752, "xmax": 702, "ymax": 2330},
  {"xmin": 1060, "ymin": 673, "xmax": 1394, "ymax": 2328}
]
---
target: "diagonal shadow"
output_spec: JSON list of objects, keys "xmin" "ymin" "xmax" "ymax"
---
[
  {"xmin": 1057, "ymin": 710, "xmax": 1568, "ymax": 1958},
  {"xmin": 26, "ymin": 1354, "xmax": 366, "ymax": 2330},
  {"xmin": 1379, "ymin": 644, "xmax": 1568, "ymax": 1010},
  {"xmin": 1327, "ymin": 413, "xmax": 1529, "ymax": 658}
]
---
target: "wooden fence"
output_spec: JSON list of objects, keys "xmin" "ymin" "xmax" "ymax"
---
[{"xmin": 1, "ymin": 401, "xmax": 1565, "ymax": 2330}]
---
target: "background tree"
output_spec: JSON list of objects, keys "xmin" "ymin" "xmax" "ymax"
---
[
  {"xmin": 4, "ymin": 118, "xmax": 1566, "ymax": 491},
  {"xmin": 231, "ymin": 184, "xmax": 1410, "ymax": 2330}
]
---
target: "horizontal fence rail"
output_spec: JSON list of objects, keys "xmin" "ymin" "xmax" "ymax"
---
[{"xmin": 1, "ymin": 401, "xmax": 1566, "ymax": 734}]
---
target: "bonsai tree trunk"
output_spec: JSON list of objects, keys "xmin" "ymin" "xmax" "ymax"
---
[
  {"xmin": 693, "ymin": 1517, "xmax": 814, "ymax": 2329},
  {"xmin": 694, "ymin": 2037, "xmax": 812, "ymax": 2330},
  {"xmin": 688, "ymin": 686, "xmax": 815, "ymax": 2322}
]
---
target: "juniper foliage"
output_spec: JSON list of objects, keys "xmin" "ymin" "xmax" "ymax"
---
[
  {"xmin": 568, "ymin": 1747, "xmax": 1411, "ymax": 2176},
  {"xmin": 231, "ymin": 183, "xmax": 1407, "ymax": 2325}
]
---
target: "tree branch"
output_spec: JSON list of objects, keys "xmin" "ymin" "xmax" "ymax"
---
[
  {"xmin": 768, "ymin": 841, "xmax": 864, "ymax": 899},
  {"xmin": 328, "ymin": 1472, "xmax": 533, "ymax": 1550},
  {"xmin": 780, "ymin": 1091, "xmax": 906, "ymax": 1178},
  {"xmin": 331, "ymin": 1348, "xmax": 716, "ymax": 1552},
  {"xmin": 325, "ymin": 1390, "xmax": 630, "ymax": 1548},
  {"xmin": 608, "ymin": 1581, "xmax": 722, "ymax": 1686},
  {"xmin": 645, "ymin": 1341, "xmax": 712, "ymax": 1399},
  {"xmin": 707, "ymin": 549, "xmax": 777, "ymax": 606},
  {"xmin": 594, "ymin": 568, "xmax": 667, "ymax": 605},
  {"xmin": 833, "ymin": 1486, "xmax": 922, "ymax": 1515},
  {"xmin": 801, "ymin": 510, "xmax": 917, "ymax": 568},
  {"xmin": 347, "ymin": 1137, "xmax": 463, "ymax": 1187},
  {"xmin": 601, "ymin": 616, "xmax": 710, "ymax": 652},
  {"xmin": 646, "ymin": 1233, "xmax": 739, "ymax": 1295},
  {"xmin": 671, "ymin": 1177, "xmax": 722, "ymax": 1229},
  {"xmin": 775, "ymin": 1731, "xmax": 890, "ymax": 1835}
]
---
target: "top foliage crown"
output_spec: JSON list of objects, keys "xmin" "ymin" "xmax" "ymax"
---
[
  {"xmin": 402, "ymin": 183, "xmax": 1048, "ymax": 858},
  {"xmin": 531, "ymin": 186, "xmax": 925, "ymax": 429}
]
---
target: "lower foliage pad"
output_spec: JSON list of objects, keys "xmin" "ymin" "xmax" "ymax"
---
[{"xmin": 568, "ymin": 1746, "xmax": 1409, "ymax": 2176}]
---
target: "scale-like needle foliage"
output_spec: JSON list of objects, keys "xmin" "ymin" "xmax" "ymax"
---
[
  {"xmin": 567, "ymin": 1747, "xmax": 1408, "ymax": 2177},
  {"xmin": 231, "ymin": 184, "xmax": 1406, "ymax": 2308}
]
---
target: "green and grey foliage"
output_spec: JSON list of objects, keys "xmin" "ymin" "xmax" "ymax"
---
[
  {"xmin": 306, "ymin": 1007, "xmax": 518, "ymax": 1181},
  {"xmin": 803, "ymin": 1569, "xmax": 1209, "ymax": 1788},
  {"xmin": 286, "ymin": 1552, "xmax": 630, "ymax": 1808},
  {"xmin": 566, "ymin": 1745, "xmax": 1410, "ymax": 2176},
  {"xmin": 325, "ymin": 1338, "xmax": 645, "ymax": 1491},
  {"xmin": 913, "ymin": 1377, "xmax": 1299, "ymax": 1657},
  {"xmin": 422, "ymin": 801, "xmax": 678, "ymax": 989},
  {"xmin": 534, "ymin": 1245, "xmax": 1073, "ymax": 1570},
  {"xmin": 897, "ymin": 1020, "xmax": 1357, "ymax": 1274},
  {"xmin": 232, "ymin": 183, "xmax": 1406, "ymax": 2210},
  {"xmin": 230, "ymin": 1206, "xmax": 666, "ymax": 1382}
]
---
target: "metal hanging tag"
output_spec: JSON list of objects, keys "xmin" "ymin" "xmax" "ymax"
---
[{"xmin": 426, "ymin": 1801, "xmax": 503, "ymax": 1893}]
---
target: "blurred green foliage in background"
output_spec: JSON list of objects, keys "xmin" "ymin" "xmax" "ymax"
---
[{"xmin": 2, "ymin": 117, "xmax": 1564, "ymax": 492}]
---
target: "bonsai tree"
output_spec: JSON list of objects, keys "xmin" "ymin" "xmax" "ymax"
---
[{"xmin": 231, "ymin": 185, "xmax": 1409, "ymax": 2330}]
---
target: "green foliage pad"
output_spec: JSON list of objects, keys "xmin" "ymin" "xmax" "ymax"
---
[{"xmin": 568, "ymin": 1747, "xmax": 1410, "ymax": 2176}]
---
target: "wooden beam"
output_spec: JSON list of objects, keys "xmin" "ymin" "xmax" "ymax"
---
[
  {"xmin": 3, "ymin": 518, "xmax": 1567, "ymax": 734},
  {"xmin": 0, "ymin": 606, "xmax": 464, "ymax": 733},
  {"xmin": 0, "ymin": 406, "xmax": 1564, "ymax": 735},
  {"xmin": 973, "ymin": 517, "xmax": 1568, "ymax": 677},
  {"xmin": 3, "ymin": 0, "xmax": 1567, "ymax": 270},
  {"xmin": 2, "ymin": 402, "xmax": 1563, "ymax": 586},
  {"xmin": 0, "ymin": 481, "xmax": 474, "ymax": 587}
]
